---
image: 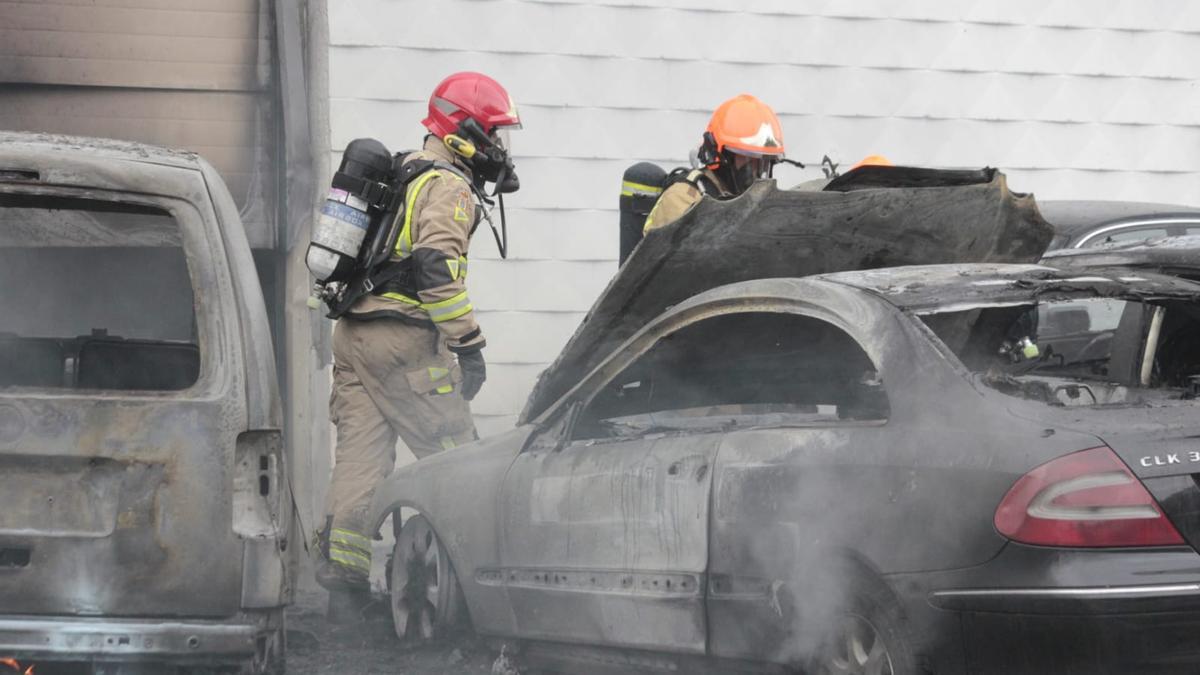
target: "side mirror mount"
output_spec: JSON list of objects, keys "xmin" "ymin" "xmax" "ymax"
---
[{"xmin": 524, "ymin": 401, "xmax": 582, "ymax": 453}]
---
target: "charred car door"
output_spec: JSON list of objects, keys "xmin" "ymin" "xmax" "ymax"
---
[{"xmin": 497, "ymin": 311, "xmax": 763, "ymax": 653}]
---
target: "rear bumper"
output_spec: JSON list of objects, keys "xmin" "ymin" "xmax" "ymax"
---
[
  {"xmin": 930, "ymin": 580, "xmax": 1200, "ymax": 614},
  {"xmin": 0, "ymin": 615, "xmax": 269, "ymax": 662},
  {"xmin": 891, "ymin": 544, "xmax": 1200, "ymax": 674}
]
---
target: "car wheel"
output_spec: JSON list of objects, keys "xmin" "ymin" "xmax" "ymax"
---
[
  {"xmin": 390, "ymin": 513, "xmax": 467, "ymax": 641},
  {"xmin": 810, "ymin": 579, "xmax": 917, "ymax": 675}
]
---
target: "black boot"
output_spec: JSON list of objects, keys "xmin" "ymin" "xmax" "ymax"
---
[
  {"xmin": 326, "ymin": 585, "xmax": 373, "ymax": 624},
  {"xmin": 316, "ymin": 559, "xmax": 371, "ymax": 624}
]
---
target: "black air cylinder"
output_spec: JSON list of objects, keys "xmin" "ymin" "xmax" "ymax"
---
[{"xmin": 618, "ymin": 162, "xmax": 667, "ymax": 265}]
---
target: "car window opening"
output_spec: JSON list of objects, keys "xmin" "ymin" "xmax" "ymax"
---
[
  {"xmin": 920, "ymin": 297, "xmax": 1200, "ymax": 406},
  {"xmin": 0, "ymin": 193, "xmax": 200, "ymax": 391},
  {"xmin": 572, "ymin": 312, "xmax": 890, "ymax": 440}
]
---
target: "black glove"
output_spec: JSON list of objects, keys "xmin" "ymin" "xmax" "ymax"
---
[{"xmin": 457, "ymin": 350, "xmax": 486, "ymax": 402}]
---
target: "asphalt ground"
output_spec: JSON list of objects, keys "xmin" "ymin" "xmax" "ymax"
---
[{"xmin": 286, "ymin": 590, "xmax": 497, "ymax": 675}]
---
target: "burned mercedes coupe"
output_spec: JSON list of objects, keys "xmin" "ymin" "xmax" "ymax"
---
[{"xmin": 369, "ymin": 173, "xmax": 1200, "ymax": 674}]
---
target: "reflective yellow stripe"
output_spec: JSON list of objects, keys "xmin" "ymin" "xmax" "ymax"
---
[
  {"xmin": 435, "ymin": 303, "xmax": 473, "ymax": 322},
  {"xmin": 427, "ymin": 366, "xmax": 454, "ymax": 393},
  {"xmin": 423, "ymin": 291, "xmax": 469, "ymax": 310},
  {"xmin": 643, "ymin": 206, "xmax": 659, "ymax": 232},
  {"xmin": 423, "ymin": 290, "xmax": 473, "ymax": 323},
  {"xmin": 621, "ymin": 180, "xmax": 663, "ymax": 197},
  {"xmin": 395, "ymin": 170, "xmax": 443, "ymax": 257},
  {"xmin": 330, "ymin": 528, "xmax": 372, "ymax": 555},
  {"xmin": 446, "ymin": 258, "xmax": 461, "ymax": 280},
  {"xmin": 329, "ymin": 549, "xmax": 371, "ymax": 572},
  {"xmin": 330, "ymin": 545, "xmax": 371, "ymax": 565},
  {"xmin": 380, "ymin": 291, "xmax": 421, "ymax": 305},
  {"xmin": 425, "ymin": 292, "xmax": 473, "ymax": 323}
]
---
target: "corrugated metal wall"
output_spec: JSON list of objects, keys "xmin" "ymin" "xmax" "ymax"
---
[
  {"xmin": 329, "ymin": 0, "xmax": 1200, "ymax": 438},
  {"xmin": 0, "ymin": 0, "xmax": 279, "ymax": 248}
]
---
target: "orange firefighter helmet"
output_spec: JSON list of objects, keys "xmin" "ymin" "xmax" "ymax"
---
[
  {"xmin": 703, "ymin": 94, "xmax": 785, "ymax": 162},
  {"xmin": 698, "ymin": 94, "xmax": 786, "ymax": 193},
  {"xmin": 851, "ymin": 154, "xmax": 894, "ymax": 170}
]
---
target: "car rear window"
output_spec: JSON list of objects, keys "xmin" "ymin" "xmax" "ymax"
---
[
  {"xmin": 920, "ymin": 297, "xmax": 1200, "ymax": 405},
  {"xmin": 0, "ymin": 193, "xmax": 199, "ymax": 391}
]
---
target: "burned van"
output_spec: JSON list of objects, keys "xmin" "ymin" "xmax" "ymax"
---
[{"xmin": 0, "ymin": 133, "xmax": 289, "ymax": 673}]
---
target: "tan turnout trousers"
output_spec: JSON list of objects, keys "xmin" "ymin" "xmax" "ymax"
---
[{"xmin": 324, "ymin": 317, "xmax": 476, "ymax": 577}]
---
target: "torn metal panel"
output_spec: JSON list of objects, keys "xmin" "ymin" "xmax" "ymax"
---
[
  {"xmin": 1043, "ymin": 234, "xmax": 1200, "ymax": 279},
  {"xmin": 522, "ymin": 169, "xmax": 1053, "ymax": 423},
  {"xmin": 822, "ymin": 263, "xmax": 1200, "ymax": 313}
]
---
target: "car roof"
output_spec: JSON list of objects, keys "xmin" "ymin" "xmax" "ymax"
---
[
  {"xmin": 1039, "ymin": 200, "xmax": 1200, "ymax": 241},
  {"xmin": 819, "ymin": 262, "xmax": 1200, "ymax": 312},
  {"xmin": 0, "ymin": 131, "xmax": 203, "ymax": 172}
]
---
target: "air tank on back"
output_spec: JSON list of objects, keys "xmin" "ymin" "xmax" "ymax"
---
[
  {"xmin": 306, "ymin": 138, "xmax": 395, "ymax": 283},
  {"xmin": 618, "ymin": 162, "xmax": 667, "ymax": 265}
]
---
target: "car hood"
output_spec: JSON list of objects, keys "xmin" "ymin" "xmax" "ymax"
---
[{"xmin": 520, "ymin": 167, "xmax": 1053, "ymax": 423}]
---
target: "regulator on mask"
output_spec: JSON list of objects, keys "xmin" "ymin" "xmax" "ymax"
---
[{"xmin": 443, "ymin": 118, "xmax": 520, "ymax": 258}]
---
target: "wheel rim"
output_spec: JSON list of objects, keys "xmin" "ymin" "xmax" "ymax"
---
[
  {"xmin": 817, "ymin": 614, "xmax": 894, "ymax": 675},
  {"xmin": 390, "ymin": 516, "xmax": 442, "ymax": 641}
]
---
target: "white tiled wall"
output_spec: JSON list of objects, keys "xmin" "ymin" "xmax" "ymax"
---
[{"xmin": 328, "ymin": 0, "xmax": 1200, "ymax": 439}]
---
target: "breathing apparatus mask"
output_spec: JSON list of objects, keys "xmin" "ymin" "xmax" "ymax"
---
[
  {"xmin": 698, "ymin": 131, "xmax": 783, "ymax": 195},
  {"xmin": 441, "ymin": 117, "xmax": 520, "ymax": 257}
]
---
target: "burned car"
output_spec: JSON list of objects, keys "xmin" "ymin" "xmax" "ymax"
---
[
  {"xmin": 0, "ymin": 133, "xmax": 289, "ymax": 673},
  {"xmin": 1040, "ymin": 200, "xmax": 1200, "ymax": 250},
  {"xmin": 370, "ymin": 261, "xmax": 1200, "ymax": 675},
  {"xmin": 364, "ymin": 174, "xmax": 1196, "ymax": 673}
]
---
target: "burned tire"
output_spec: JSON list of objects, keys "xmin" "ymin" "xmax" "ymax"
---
[
  {"xmin": 809, "ymin": 576, "xmax": 917, "ymax": 675},
  {"xmin": 389, "ymin": 513, "xmax": 467, "ymax": 641}
]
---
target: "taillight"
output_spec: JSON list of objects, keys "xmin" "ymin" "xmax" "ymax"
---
[{"xmin": 995, "ymin": 446, "xmax": 1185, "ymax": 547}]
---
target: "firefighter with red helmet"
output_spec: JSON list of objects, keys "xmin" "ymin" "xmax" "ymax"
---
[
  {"xmin": 317, "ymin": 72, "xmax": 522, "ymax": 613},
  {"xmin": 644, "ymin": 94, "xmax": 785, "ymax": 232}
]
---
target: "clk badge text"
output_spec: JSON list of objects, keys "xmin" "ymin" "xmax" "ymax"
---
[{"xmin": 1140, "ymin": 452, "xmax": 1200, "ymax": 468}]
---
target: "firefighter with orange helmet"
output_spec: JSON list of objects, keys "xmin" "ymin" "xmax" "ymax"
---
[
  {"xmin": 317, "ymin": 72, "xmax": 522, "ymax": 616},
  {"xmin": 644, "ymin": 94, "xmax": 785, "ymax": 232}
]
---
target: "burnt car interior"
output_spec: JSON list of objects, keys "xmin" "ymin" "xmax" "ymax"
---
[
  {"xmin": 572, "ymin": 311, "xmax": 890, "ymax": 439},
  {"xmin": 0, "ymin": 193, "xmax": 200, "ymax": 391},
  {"xmin": 920, "ymin": 297, "xmax": 1200, "ymax": 404}
]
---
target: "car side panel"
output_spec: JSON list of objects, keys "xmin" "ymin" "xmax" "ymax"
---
[{"xmin": 496, "ymin": 432, "xmax": 718, "ymax": 653}]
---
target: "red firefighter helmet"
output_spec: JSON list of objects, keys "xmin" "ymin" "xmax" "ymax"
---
[{"xmin": 423, "ymin": 72, "xmax": 522, "ymax": 139}]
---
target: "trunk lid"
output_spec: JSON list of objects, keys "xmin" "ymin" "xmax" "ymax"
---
[{"xmin": 1020, "ymin": 402, "xmax": 1200, "ymax": 481}]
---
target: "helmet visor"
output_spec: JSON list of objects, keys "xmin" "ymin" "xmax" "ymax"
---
[
  {"xmin": 731, "ymin": 152, "xmax": 775, "ymax": 181},
  {"xmin": 491, "ymin": 125, "xmax": 519, "ymax": 154}
]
